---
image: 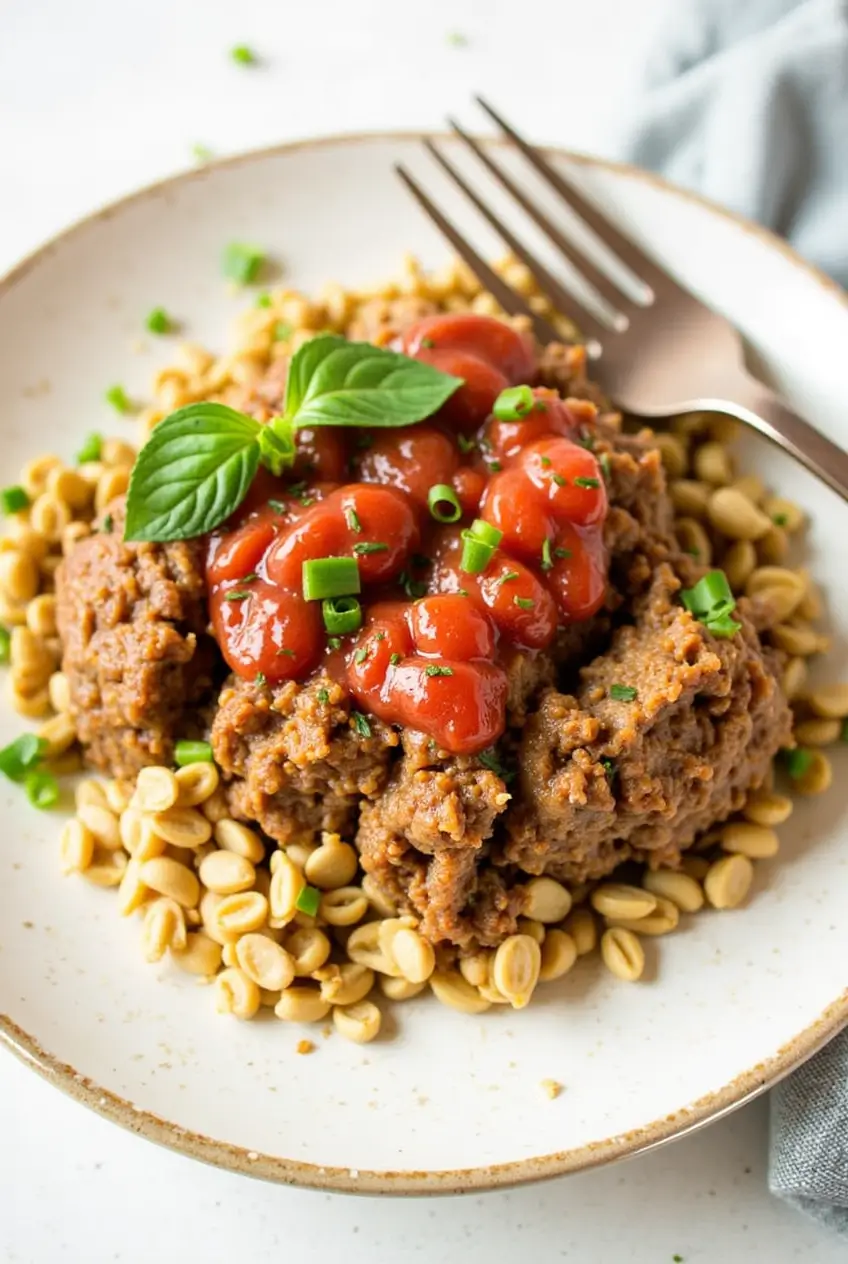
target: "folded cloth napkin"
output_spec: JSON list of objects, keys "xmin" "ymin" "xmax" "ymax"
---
[{"xmin": 615, "ymin": 0, "xmax": 848, "ymax": 1235}]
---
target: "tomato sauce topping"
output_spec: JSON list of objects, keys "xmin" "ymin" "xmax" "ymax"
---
[{"xmin": 206, "ymin": 314, "xmax": 609, "ymax": 755}]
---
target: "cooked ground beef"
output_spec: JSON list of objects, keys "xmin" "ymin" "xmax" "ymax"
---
[
  {"xmin": 211, "ymin": 673, "xmax": 399, "ymax": 844},
  {"xmin": 55, "ymin": 498, "xmax": 216, "ymax": 776}
]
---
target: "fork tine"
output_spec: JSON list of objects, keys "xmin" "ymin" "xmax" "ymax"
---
[
  {"xmin": 422, "ymin": 141, "xmax": 609, "ymax": 345},
  {"xmin": 476, "ymin": 96, "xmax": 682, "ymax": 298},
  {"xmin": 447, "ymin": 119, "xmax": 632, "ymax": 317},
  {"xmin": 394, "ymin": 163, "xmax": 560, "ymax": 345}
]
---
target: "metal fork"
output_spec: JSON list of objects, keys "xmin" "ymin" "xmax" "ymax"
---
[{"xmin": 395, "ymin": 97, "xmax": 848, "ymax": 501}]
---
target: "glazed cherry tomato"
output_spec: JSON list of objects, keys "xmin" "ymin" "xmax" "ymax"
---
[
  {"xmin": 386, "ymin": 658, "xmax": 508, "ymax": 754},
  {"xmin": 294, "ymin": 426, "xmax": 349, "ymax": 483},
  {"xmin": 355, "ymin": 427, "xmax": 457, "ymax": 510},
  {"xmin": 547, "ymin": 522, "xmax": 607, "ymax": 623},
  {"xmin": 451, "ymin": 465, "xmax": 486, "ymax": 518},
  {"xmin": 413, "ymin": 348, "xmax": 511, "ymax": 432},
  {"xmin": 347, "ymin": 617, "xmax": 412, "ymax": 693},
  {"xmin": 210, "ymin": 581, "xmax": 323, "ymax": 680},
  {"xmin": 409, "ymin": 594, "xmax": 496, "ymax": 660},
  {"xmin": 207, "ymin": 506, "xmax": 280, "ymax": 585},
  {"xmin": 480, "ymin": 468, "xmax": 554, "ymax": 559},
  {"xmin": 477, "ymin": 557, "xmax": 558, "ymax": 650},
  {"xmin": 483, "ymin": 390, "xmax": 578, "ymax": 463},
  {"xmin": 520, "ymin": 437, "xmax": 607, "ymax": 527}
]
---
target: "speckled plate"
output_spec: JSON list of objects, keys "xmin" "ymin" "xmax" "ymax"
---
[{"xmin": 1, "ymin": 133, "xmax": 847, "ymax": 1193}]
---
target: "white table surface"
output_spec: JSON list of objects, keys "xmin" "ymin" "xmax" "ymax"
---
[{"xmin": 0, "ymin": 0, "xmax": 844, "ymax": 1259}]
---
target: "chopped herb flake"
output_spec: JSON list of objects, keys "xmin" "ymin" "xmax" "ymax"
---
[
  {"xmin": 222, "ymin": 242, "xmax": 265, "ymax": 285},
  {"xmin": 390, "ymin": 653, "xmax": 402, "ymax": 666},
  {"xmin": 345, "ymin": 507, "xmax": 362, "ymax": 533},
  {"xmin": 255, "ymin": 672, "xmax": 266, "ymax": 687},
  {"xmin": 239, "ymin": 572, "xmax": 258, "ymax": 583},
  {"xmin": 353, "ymin": 541, "xmax": 389, "ymax": 556},
  {"xmin": 601, "ymin": 757, "xmax": 617, "ymax": 785},
  {"xmin": 554, "ymin": 547, "xmax": 572, "ymax": 559},
  {"xmin": 295, "ymin": 885, "xmax": 321, "ymax": 917},
  {"xmin": 327, "ymin": 637, "xmax": 342, "ymax": 650},
  {"xmin": 772, "ymin": 512, "xmax": 788, "ymax": 527},
  {"xmin": 75, "ymin": 433, "xmax": 102, "ymax": 464},
  {"xmin": 487, "ymin": 459, "xmax": 503, "ymax": 472},
  {"xmin": 574, "ymin": 476, "xmax": 600, "ymax": 489},
  {"xmin": 230, "ymin": 45, "xmax": 257, "ymax": 65},
  {"xmin": 457, "ymin": 434, "xmax": 477, "ymax": 454},
  {"xmin": 599, "ymin": 453, "xmax": 611, "ymax": 479},
  {"xmin": 268, "ymin": 498, "xmax": 286, "ymax": 514},
  {"xmin": 780, "ymin": 747, "xmax": 814, "ymax": 779},
  {"xmin": 1, "ymin": 486, "xmax": 30, "ymax": 514},
  {"xmin": 146, "ymin": 307, "xmax": 172, "ymax": 335},
  {"xmin": 514, "ymin": 596, "xmax": 534, "ymax": 609},
  {"xmin": 224, "ymin": 589, "xmax": 252, "ymax": 601},
  {"xmin": 101, "ymin": 513, "xmax": 114, "ymax": 534},
  {"xmin": 255, "ymin": 293, "xmax": 273, "ymax": 308},
  {"xmin": 375, "ymin": 631, "xmax": 386, "ymax": 641},
  {"xmin": 192, "ymin": 143, "xmax": 213, "ymax": 164},
  {"xmin": 425, "ymin": 665, "xmax": 454, "ymax": 677},
  {"xmin": 478, "ymin": 748, "xmax": 515, "ymax": 783},
  {"xmin": 25, "ymin": 769, "xmax": 59, "ymax": 810},
  {"xmin": 276, "ymin": 647, "xmax": 295, "ymax": 657},
  {"xmin": 420, "ymin": 337, "xmax": 435, "ymax": 348},
  {"xmin": 0, "ymin": 734, "xmax": 47, "ymax": 782},
  {"xmin": 352, "ymin": 711, "xmax": 372, "ymax": 738},
  {"xmin": 105, "ymin": 384, "xmax": 131, "ymax": 414},
  {"xmin": 552, "ymin": 473, "xmax": 567, "ymax": 487},
  {"xmin": 317, "ymin": 688, "xmax": 330, "ymax": 703},
  {"xmin": 541, "ymin": 539, "xmax": 553, "ymax": 571},
  {"xmin": 577, "ymin": 432, "xmax": 595, "ymax": 450},
  {"xmin": 609, "ymin": 683, "xmax": 637, "ymax": 702},
  {"xmin": 354, "ymin": 648, "xmax": 369, "ymax": 664},
  {"xmin": 681, "ymin": 570, "xmax": 741, "ymax": 638},
  {"xmin": 174, "ymin": 740, "xmax": 213, "ymax": 766},
  {"xmin": 540, "ymin": 456, "xmax": 552, "ymax": 468},
  {"xmin": 496, "ymin": 570, "xmax": 520, "ymax": 586}
]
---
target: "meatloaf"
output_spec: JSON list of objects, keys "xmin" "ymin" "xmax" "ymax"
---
[{"xmin": 55, "ymin": 498, "xmax": 216, "ymax": 775}]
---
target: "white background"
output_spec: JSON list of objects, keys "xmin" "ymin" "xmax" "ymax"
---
[{"xmin": 0, "ymin": 0, "xmax": 844, "ymax": 1259}]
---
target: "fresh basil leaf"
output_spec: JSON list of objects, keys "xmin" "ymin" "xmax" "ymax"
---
[
  {"xmin": 283, "ymin": 334, "xmax": 462, "ymax": 429},
  {"xmin": 124, "ymin": 403, "xmax": 261, "ymax": 542}
]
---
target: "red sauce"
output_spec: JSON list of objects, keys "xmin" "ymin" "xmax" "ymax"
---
[{"xmin": 206, "ymin": 314, "xmax": 609, "ymax": 755}]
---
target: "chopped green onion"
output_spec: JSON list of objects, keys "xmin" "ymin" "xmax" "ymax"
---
[
  {"xmin": 327, "ymin": 637, "xmax": 342, "ymax": 650},
  {"xmin": 457, "ymin": 434, "xmax": 477, "ymax": 454},
  {"xmin": 420, "ymin": 337, "xmax": 435, "ymax": 348},
  {"xmin": 256, "ymin": 292, "xmax": 272, "ymax": 308},
  {"xmin": 146, "ymin": 307, "xmax": 172, "ymax": 335},
  {"xmin": 276, "ymin": 647, "xmax": 295, "ymax": 657},
  {"xmin": 105, "ymin": 385, "xmax": 131, "ymax": 414},
  {"xmin": 354, "ymin": 648, "xmax": 369, "ymax": 665},
  {"xmin": 192, "ymin": 143, "xmax": 213, "ymax": 164},
  {"xmin": 780, "ymin": 747, "xmax": 814, "ymax": 779},
  {"xmin": 375, "ymin": 631, "xmax": 386, "ymax": 641},
  {"xmin": 75, "ymin": 433, "xmax": 103, "ymax": 464},
  {"xmin": 552, "ymin": 473, "xmax": 567, "ymax": 488},
  {"xmin": 540, "ymin": 456, "xmax": 552, "ymax": 469},
  {"xmin": 514, "ymin": 596, "xmax": 534, "ymax": 609},
  {"xmin": 599, "ymin": 453, "xmax": 611, "ymax": 480},
  {"xmin": 0, "ymin": 734, "xmax": 47, "ymax": 782},
  {"xmin": 609, "ymin": 684, "xmax": 637, "ymax": 702},
  {"xmin": 1, "ymin": 485, "xmax": 30, "ymax": 514},
  {"xmin": 230, "ymin": 45, "xmax": 257, "ymax": 64},
  {"xmin": 224, "ymin": 589, "xmax": 252, "ymax": 602},
  {"xmin": 255, "ymin": 672, "xmax": 266, "ymax": 687},
  {"xmin": 101, "ymin": 513, "xmax": 114, "ymax": 534},
  {"xmin": 0, "ymin": 626, "xmax": 9, "ymax": 664},
  {"xmin": 425, "ymin": 665, "xmax": 454, "ymax": 677},
  {"xmin": 295, "ymin": 885, "xmax": 321, "ymax": 916},
  {"xmin": 273, "ymin": 321, "xmax": 293, "ymax": 341},
  {"xmin": 390, "ymin": 653, "xmax": 402, "ymax": 666},
  {"xmin": 541, "ymin": 539, "xmax": 553, "ymax": 572},
  {"xmin": 681, "ymin": 570, "xmax": 741, "ymax": 637},
  {"xmin": 222, "ymin": 242, "xmax": 266, "ymax": 285},
  {"xmin": 345, "ymin": 507, "xmax": 362, "ymax": 533},
  {"xmin": 322, "ymin": 596, "xmax": 362, "ymax": 636},
  {"xmin": 478, "ymin": 748, "xmax": 515, "ymax": 783},
  {"xmin": 577, "ymin": 433, "xmax": 595, "ymax": 450},
  {"xmin": 554, "ymin": 547, "xmax": 572, "ymax": 560},
  {"xmin": 574, "ymin": 476, "xmax": 600, "ymax": 489},
  {"xmin": 239, "ymin": 572, "xmax": 258, "ymax": 583},
  {"xmin": 303, "ymin": 557, "xmax": 360, "ymax": 601},
  {"xmin": 25, "ymin": 769, "xmax": 59, "ymax": 810},
  {"xmin": 469, "ymin": 519, "xmax": 502, "ymax": 548},
  {"xmin": 460, "ymin": 534, "xmax": 495, "ymax": 575},
  {"xmin": 317, "ymin": 688, "xmax": 330, "ymax": 704},
  {"xmin": 493, "ymin": 385, "xmax": 534, "ymax": 421},
  {"xmin": 174, "ymin": 740, "xmax": 214, "ymax": 766},
  {"xmin": 772, "ymin": 512, "xmax": 788, "ymax": 527},
  {"xmin": 352, "ymin": 711, "xmax": 372, "ymax": 738},
  {"xmin": 427, "ymin": 483, "xmax": 462, "ymax": 524},
  {"xmin": 268, "ymin": 498, "xmax": 286, "ymax": 514},
  {"xmin": 352, "ymin": 542, "xmax": 388, "ymax": 556},
  {"xmin": 487, "ymin": 460, "xmax": 503, "ymax": 472},
  {"xmin": 601, "ymin": 757, "xmax": 617, "ymax": 785},
  {"xmin": 496, "ymin": 570, "xmax": 520, "ymax": 586}
]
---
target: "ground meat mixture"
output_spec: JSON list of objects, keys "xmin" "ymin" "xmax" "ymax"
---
[
  {"xmin": 56, "ymin": 312, "xmax": 794, "ymax": 954},
  {"xmin": 55, "ymin": 498, "xmax": 216, "ymax": 776}
]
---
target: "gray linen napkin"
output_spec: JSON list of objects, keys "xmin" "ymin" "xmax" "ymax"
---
[{"xmin": 615, "ymin": 0, "xmax": 848, "ymax": 1234}]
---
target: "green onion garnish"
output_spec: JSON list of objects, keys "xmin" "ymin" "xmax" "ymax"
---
[
  {"xmin": 390, "ymin": 653, "xmax": 402, "ymax": 666},
  {"xmin": 496, "ymin": 570, "xmax": 520, "ymax": 586},
  {"xmin": 354, "ymin": 648, "xmax": 369, "ymax": 665},
  {"xmin": 256, "ymin": 293, "xmax": 273, "ymax": 308},
  {"xmin": 514, "ymin": 596, "xmax": 534, "ymax": 610},
  {"xmin": 599, "ymin": 453, "xmax": 611, "ymax": 480},
  {"xmin": 470, "ymin": 519, "xmax": 502, "ymax": 548},
  {"xmin": 76, "ymin": 433, "xmax": 103, "ymax": 464},
  {"xmin": 574, "ymin": 476, "xmax": 600, "ymax": 489},
  {"xmin": 268, "ymin": 498, "xmax": 286, "ymax": 514},
  {"xmin": 478, "ymin": 748, "xmax": 515, "ymax": 783},
  {"xmin": 352, "ymin": 712, "xmax": 372, "ymax": 738},
  {"xmin": 493, "ymin": 385, "xmax": 534, "ymax": 421},
  {"xmin": 772, "ymin": 512, "xmax": 788, "ymax": 527},
  {"xmin": 230, "ymin": 45, "xmax": 257, "ymax": 64},
  {"xmin": 105, "ymin": 385, "xmax": 131, "ymax": 414},
  {"xmin": 101, "ymin": 513, "xmax": 114, "ymax": 534},
  {"xmin": 601, "ymin": 757, "xmax": 617, "ymax": 785},
  {"xmin": 174, "ymin": 740, "xmax": 214, "ymax": 766},
  {"xmin": 425, "ymin": 665, "xmax": 454, "ymax": 677},
  {"xmin": 222, "ymin": 242, "xmax": 266, "ymax": 285},
  {"xmin": 427, "ymin": 483, "xmax": 462, "ymax": 524},
  {"xmin": 192, "ymin": 143, "xmax": 213, "ymax": 164},
  {"xmin": 345, "ymin": 507, "xmax": 362, "ymax": 533},
  {"xmin": 460, "ymin": 534, "xmax": 495, "ymax": 575},
  {"xmin": 255, "ymin": 673, "xmax": 266, "ymax": 687},
  {"xmin": 295, "ymin": 885, "xmax": 321, "ymax": 916},
  {"xmin": 540, "ymin": 456, "xmax": 552, "ymax": 468},
  {"xmin": 780, "ymin": 747, "xmax": 814, "ymax": 779},
  {"xmin": 352, "ymin": 542, "xmax": 388, "ymax": 556},
  {"xmin": 457, "ymin": 434, "xmax": 477, "ymax": 455},
  {"xmin": 317, "ymin": 688, "xmax": 330, "ymax": 704},
  {"xmin": 0, "ymin": 734, "xmax": 47, "ymax": 782},
  {"xmin": 322, "ymin": 596, "xmax": 362, "ymax": 636},
  {"xmin": 302, "ymin": 557, "xmax": 360, "ymax": 601},
  {"xmin": 1, "ymin": 486, "xmax": 30, "ymax": 514},
  {"xmin": 541, "ymin": 539, "xmax": 553, "ymax": 572},
  {"xmin": 0, "ymin": 626, "xmax": 9, "ymax": 664},
  {"xmin": 328, "ymin": 637, "xmax": 342, "ymax": 650},
  {"xmin": 552, "ymin": 474, "xmax": 567, "ymax": 488},
  {"xmin": 146, "ymin": 307, "xmax": 172, "ymax": 335},
  {"xmin": 25, "ymin": 769, "xmax": 59, "ymax": 810},
  {"xmin": 276, "ymin": 647, "xmax": 295, "ymax": 657},
  {"xmin": 224, "ymin": 589, "xmax": 252, "ymax": 602},
  {"xmin": 609, "ymin": 684, "xmax": 637, "ymax": 702},
  {"xmin": 554, "ymin": 547, "xmax": 572, "ymax": 560},
  {"xmin": 680, "ymin": 570, "xmax": 741, "ymax": 638}
]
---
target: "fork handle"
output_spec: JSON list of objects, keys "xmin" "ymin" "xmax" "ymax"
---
[{"xmin": 716, "ymin": 370, "xmax": 848, "ymax": 502}]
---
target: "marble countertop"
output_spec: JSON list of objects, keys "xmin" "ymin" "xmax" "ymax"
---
[{"xmin": 0, "ymin": 0, "xmax": 843, "ymax": 1258}]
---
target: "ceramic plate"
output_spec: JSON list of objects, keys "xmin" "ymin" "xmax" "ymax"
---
[{"xmin": 1, "ymin": 133, "xmax": 847, "ymax": 1193}]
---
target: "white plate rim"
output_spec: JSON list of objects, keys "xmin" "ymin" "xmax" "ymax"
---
[{"xmin": 1, "ymin": 129, "xmax": 846, "ymax": 1195}]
